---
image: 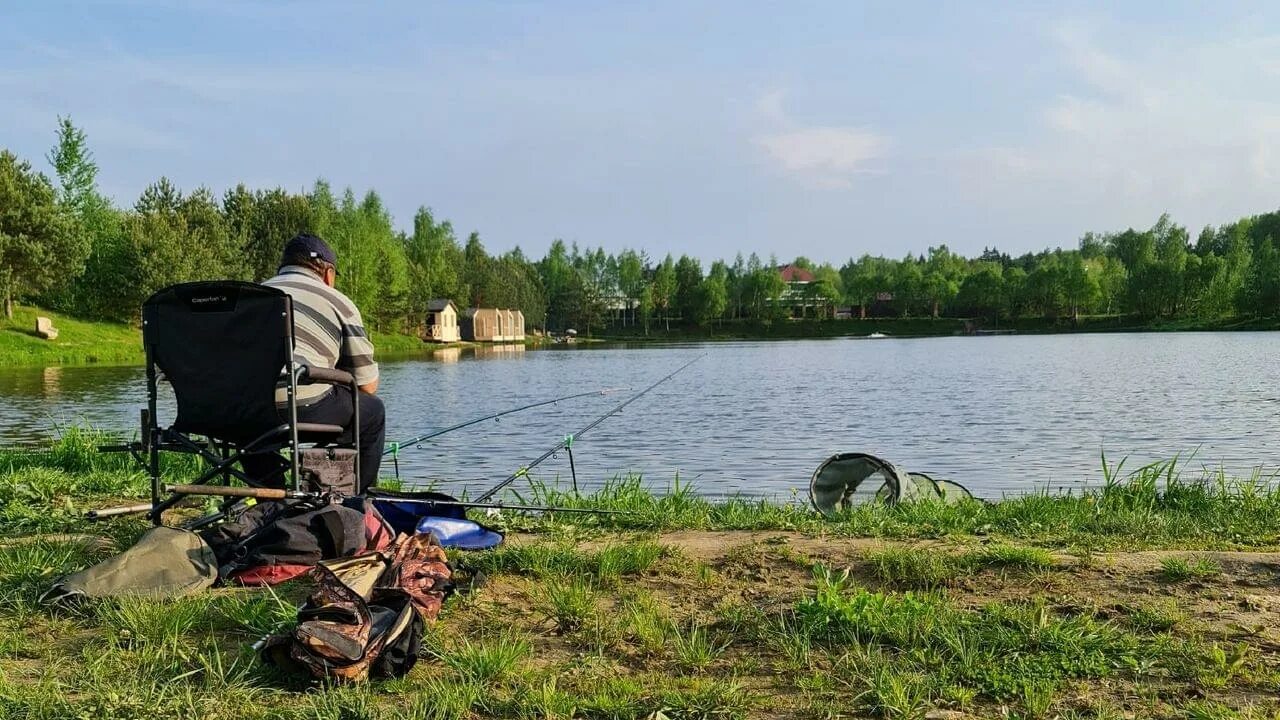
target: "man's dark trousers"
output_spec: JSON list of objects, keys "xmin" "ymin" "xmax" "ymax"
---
[{"xmin": 242, "ymin": 386, "xmax": 386, "ymax": 492}]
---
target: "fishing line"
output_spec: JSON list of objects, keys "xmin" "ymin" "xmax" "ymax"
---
[
  {"xmin": 383, "ymin": 386, "xmax": 627, "ymax": 479},
  {"xmin": 475, "ymin": 354, "xmax": 705, "ymax": 502}
]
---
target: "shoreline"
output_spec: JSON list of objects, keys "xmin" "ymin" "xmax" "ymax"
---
[{"xmin": 5, "ymin": 304, "xmax": 1280, "ymax": 369}]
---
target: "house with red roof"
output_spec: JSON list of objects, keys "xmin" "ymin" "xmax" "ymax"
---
[{"xmin": 777, "ymin": 263, "xmax": 816, "ymax": 318}]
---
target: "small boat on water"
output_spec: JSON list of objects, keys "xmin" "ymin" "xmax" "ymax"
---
[{"xmin": 867, "ymin": 332, "xmax": 888, "ymax": 339}]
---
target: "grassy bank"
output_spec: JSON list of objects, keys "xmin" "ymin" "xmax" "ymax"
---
[
  {"xmin": 0, "ymin": 304, "xmax": 471, "ymax": 368},
  {"xmin": 0, "ymin": 305, "xmax": 145, "ymax": 367},
  {"xmin": 0, "ymin": 432, "xmax": 1278, "ymax": 718}
]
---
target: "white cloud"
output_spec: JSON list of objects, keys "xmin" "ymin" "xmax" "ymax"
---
[
  {"xmin": 751, "ymin": 91, "xmax": 889, "ymax": 189},
  {"xmin": 755, "ymin": 127, "xmax": 889, "ymax": 188},
  {"xmin": 953, "ymin": 21, "xmax": 1280, "ymax": 233}
]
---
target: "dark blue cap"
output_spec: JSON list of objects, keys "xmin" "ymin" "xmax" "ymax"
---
[{"xmin": 282, "ymin": 233, "xmax": 337, "ymax": 268}]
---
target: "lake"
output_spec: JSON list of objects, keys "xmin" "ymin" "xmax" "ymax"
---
[{"xmin": 2, "ymin": 333, "xmax": 1276, "ymax": 500}]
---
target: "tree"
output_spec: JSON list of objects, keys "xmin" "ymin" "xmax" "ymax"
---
[
  {"xmin": 892, "ymin": 260, "xmax": 924, "ymax": 317},
  {"xmin": 809, "ymin": 264, "xmax": 843, "ymax": 318},
  {"xmin": 841, "ymin": 255, "xmax": 886, "ymax": 319},
  {"xmin": 954, "ymin": 262, "xmax": 1003, "ymax": 320},
  {"xmin": 405, "ymin": 206, "xmax": 462, "ymax": 330},
  {"xmin": 43, "ymin": 117, "xmax": 119, "ymax": 314},
  {"xmin": 698, "ymin": 261, "xmax": 730, "ymax": 326},
  {"xmin": 674, "ymin": 255, "xmax": 703, "ymax": 322},
  {"xmin": 615, "ymin": 249, "xmax": 645, "ymax": 326},
  {"xmin": 538, "ymin": 239, "xmax": 577, "ymax": 331},
  {"xmin": 1061, "ymin": 252, "xmax": 1100, "ymax": 320},
  {"xmin": 109, "ymin": 178, "xmax": 240, "ymax": 319},
  {"xmin": 46, "ymin": 116, "xmax": 104, "ymax": 220},
  {"xmin": 0, "ymin": 151, "xmax": 85, "ymax": 318},
  {"xmin": 224, "ymin": 187, "xmax": 315, "ymax": 281},
  {"xmin": 652, "ymin": 255, "xmax": 676, "ymax": 330},
  {"xmin": 638, "ymin": 282, "xmax": 654, "ymax": 335}
]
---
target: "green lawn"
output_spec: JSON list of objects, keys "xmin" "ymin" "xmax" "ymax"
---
[
  {"xmin": 0, "ymin": 305, "xmax": 145, "ymax": 367},
  {"xmin": 0, "ymin": 305, "xmax": 454, "ymax": 368},
  {"xmin": 0, "ymin": 434, "xmax": 1278, "ymax": 718}
]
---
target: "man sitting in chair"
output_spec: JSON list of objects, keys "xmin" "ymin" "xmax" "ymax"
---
[{"xmin": 244, "ymin": 233, "xmax": 386, "ymax": 492}]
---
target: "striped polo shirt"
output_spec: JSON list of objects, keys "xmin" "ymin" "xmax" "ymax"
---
[{"xmin": 263, "ymin": 266, "xmax": 379, "ymax": 402}]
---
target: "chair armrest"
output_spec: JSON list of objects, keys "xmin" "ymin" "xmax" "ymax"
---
[{"xmin": 300, "ymin": 365, "xmax": 356, "ymax": 387}]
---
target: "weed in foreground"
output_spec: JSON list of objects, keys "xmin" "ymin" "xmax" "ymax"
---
[
  {"xmin": 434, "ymin": 633, "xmax": 531, "ymax": 685},
  {"xmin": 470, "ymin": 541, "xmax": 666, "ymax": 584},
  {"xmin": 543, "ymin": 577, "xmax": 597, "ymax": 633},
  {"xmin": 797, "ymin": 564, "xmax": 1164, "ymax": 708},
  {"xmin": 864, "ymin": 543, "xmax": 1057, "ymax": 588},
  {"xmin": 1160, "ymin": 555, "xmax": 1223, "ymax": 582},
  {"xmin": 864, "ymin": 546, "xmax": 961, "ymax": 587},
  {"xmin": 1122, "ymin": 599, "xmax": 1185, "ymax": 633},
  {"xmin": 669, "ymin": 622, "xmax": 727, "ymax": 673}
]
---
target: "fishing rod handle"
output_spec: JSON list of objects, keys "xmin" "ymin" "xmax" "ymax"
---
[
  {"xmin": 85, "ymin": 503, "xmax": 154, "ymax": 520},
  {"xmin": 163, "ymin": 484, "xmax": 303, "ymax": 500}
]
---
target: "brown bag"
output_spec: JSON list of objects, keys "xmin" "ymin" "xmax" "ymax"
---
[
  {"xmin": 263, "ymin": 533, "xmax": 452, "ymax": 682},
  {"xmin": 299, "ymin": 447, "xmax": 358, "ymax": 496}
]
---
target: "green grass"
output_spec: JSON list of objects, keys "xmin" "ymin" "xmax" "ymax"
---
[
  {"xmin": 1159, "ymin": 555, "xmax": 1223, "ymax": 582},
  {"xmin": 796, "ymin": 565, "xmax": 1166, "ymax": 714},
  {"xmin": 0, "ymin": 304, "xmax": 447, "ymax": 368},
  {"xmin": 0, "ymin": 439, "xmax": 1279, "ymax": 718},
  {"xmin": 858, "ymin": 543, "xmax": 1056, "ymax": 588},
  {"xmin": 469, "ymin": 540, "xmax": 668, "ymax": 585},
  {"xmin": 0, "ymin": 304, "xmax": 144, "ymax": 367},
  {"xmin": 518, "ymin": 458, "xmax": 1280, "ymax": 550},
  {"xmin": 433, "ymin": 633, "xmax": 531, "ymax": 684},
  {"xmin": 542, "ymin": 577, "xmax": 597, "ymax": 632}
]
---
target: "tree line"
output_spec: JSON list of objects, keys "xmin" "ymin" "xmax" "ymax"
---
[{"xmin": 4, "ymin": 117, "xmax": 1280, "ymax": 336}]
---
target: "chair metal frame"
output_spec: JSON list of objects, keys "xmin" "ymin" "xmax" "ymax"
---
[{"xmin": 135, "ymin": 281, "xmax": 361, "ymax": 525}]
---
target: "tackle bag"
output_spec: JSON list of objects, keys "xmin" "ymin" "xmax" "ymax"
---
[
  {"xmin": 201, "ymin": 496, "xmax": 393, "ymax": 586},
  {"xmin": 41, "ymin": 526, "xmax": 218, "ymax": 605},
  {"xmin": 262, "ymin": 532, "xmax": 453, "ymax": 682},
  {"xmin": 368, "ymin": 489, "xmax": 504, "ymax": 550}
]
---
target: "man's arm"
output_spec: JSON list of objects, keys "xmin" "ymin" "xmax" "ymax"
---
[{"xmin": 337, "ymin": 305, "xmax": 380, "ymax": 395}]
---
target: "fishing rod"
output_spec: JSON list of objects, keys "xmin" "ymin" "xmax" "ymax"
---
[
  {"xmin": 383, "ymin": 386, "xmax": 628, "ymax": 478},
  {"xmin": 475, "ymin": 354, "xmax": 705, "ymax": 503},
  {"xmin": 368, "ymin": 496, "xmax": 632, "ymax": 515},
  {"xmin": 145, "ymin": 484, "xmax": 630, "ymax": 516}
]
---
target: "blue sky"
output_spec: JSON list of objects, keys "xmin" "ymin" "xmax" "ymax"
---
[{"xmin": 5, "ymin": 1, "xmax": 1280, "ymax": 263}]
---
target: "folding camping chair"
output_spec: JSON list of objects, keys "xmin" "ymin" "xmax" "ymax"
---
[{"xmin": 137, "ymin": 280, "xmax": 361, "ymax": 525}]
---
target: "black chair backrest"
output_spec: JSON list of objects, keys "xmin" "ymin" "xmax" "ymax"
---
[{"xmin": 143, "ymin": 281, "xmax": 293, "ymax": 444}]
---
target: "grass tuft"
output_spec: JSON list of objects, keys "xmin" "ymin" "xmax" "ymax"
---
[
  {"xmin": 1159, "ymin": 555, "xmax": 1222, "ymax": 582},
  {"xmin": 435, "ymin": 633, "xmax": 531, "ymax": 685},
  {"xmin": 542, "ymin": 577, "xmax": 597, "ymax": 633}
]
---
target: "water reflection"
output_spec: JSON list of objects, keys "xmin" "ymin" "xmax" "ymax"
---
[
  {"xmin": 472, "ymin": 344, "xmax": 526, "ymax": 358},
  {"xmin": 431, "ymin": 347, "xmax": 462, "ymax": 363}
]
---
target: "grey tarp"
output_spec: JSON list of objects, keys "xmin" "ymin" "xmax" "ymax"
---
[{"xmin": 41, "ymin": 526, "xmax": 218, "ymax": 605}]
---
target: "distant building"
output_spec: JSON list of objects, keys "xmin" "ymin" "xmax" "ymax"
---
[
  {"xmin": 506, "ymin": 309, "xmax": 526, "ymax": 341},
  {"xmin": 461, "ymin": 307, "xmax": 526, "ymax": 342},
  {"xmin": 777, "ymin": 263, "xmax": 816, "ymax": 318},
  {"xmin": 778, "ymin": 264, "xmax": 815, "ymax": 285},
  {"xmin": 424, "ymin": 299, "xmax": 460, "ymax": 343}
]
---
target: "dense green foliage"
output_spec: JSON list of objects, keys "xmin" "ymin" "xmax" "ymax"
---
[{"xmin": 10, "ymin": 117, "xmax": 1280, "ymax": 336}]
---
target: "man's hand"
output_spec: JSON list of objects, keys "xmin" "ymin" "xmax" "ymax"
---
[{"xmin": 359, "ymin": 379, "xmax": 379, "ymax": 395}]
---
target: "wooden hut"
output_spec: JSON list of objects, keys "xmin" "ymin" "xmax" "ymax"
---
[
  {"xmin": 509, "ymin": 310, "xmax": 526, "ymax": 341},
  {"xmin": 424, "ymin": 299, "xmax": 460, "ymax": 343},
  {"xmin": 461, "ymin": 307, "xmax": 502, "ymax": 341},
  {"xmin": 462, "ymin": 307, "xmax": 526, "ymax": 342}
]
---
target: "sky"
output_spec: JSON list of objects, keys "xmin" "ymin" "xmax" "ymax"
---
[{"xmin": 5, "ymin": 1, "xmax": 1280, "ymax": 264}]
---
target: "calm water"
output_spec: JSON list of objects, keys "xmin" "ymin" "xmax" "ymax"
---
[{"xmin": 2, "ymin": 334, "xmax": 1277, "ymax": 500}]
